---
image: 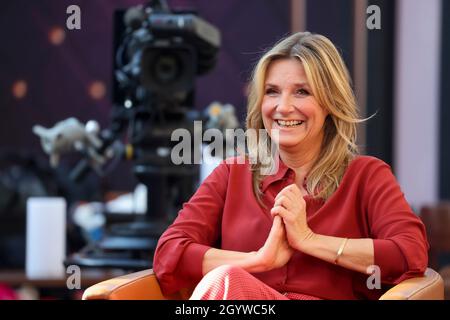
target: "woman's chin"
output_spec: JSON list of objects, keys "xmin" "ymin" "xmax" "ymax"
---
[{"xmin": 276, "ymin": 138, "xmax": 305, "ymax": 150}]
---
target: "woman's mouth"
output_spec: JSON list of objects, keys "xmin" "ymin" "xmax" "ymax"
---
[{"xmin": 275, "ymin": 119, "xmax": 304, "ymax": 127}]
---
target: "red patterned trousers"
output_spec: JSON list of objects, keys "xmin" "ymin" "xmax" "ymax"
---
[{"xmin": 189, "ymin": 265, "xmax": 321, "ymax": 300}]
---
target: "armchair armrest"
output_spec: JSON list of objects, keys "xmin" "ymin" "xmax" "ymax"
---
[
  {"xmin": 82, "ymin": 269, "xmax": 191, "ymax": 300},
  {"xmin": 83, "ymin": 267, "xmax": 444, "ymax": 300},
  {"xmin": 379, "ymin": 268, "xmax": 444, "ymax": 300}
]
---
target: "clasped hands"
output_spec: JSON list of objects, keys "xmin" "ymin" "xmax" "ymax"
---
[{"xmin": 252, "ymin": 184, "xmax": 315, "ymax": 272}]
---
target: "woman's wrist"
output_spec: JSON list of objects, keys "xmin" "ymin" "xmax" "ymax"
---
[
  {"xmin": 202, "ymin": 248, "xmax": 268, "ymax": 274},
  {"xmin": 294, "ymin": 228, "xmax": 317, "ymax": 252},
  {"xmin": 244, "ymin": 251, "xmax": 270, "ymax": 273}
]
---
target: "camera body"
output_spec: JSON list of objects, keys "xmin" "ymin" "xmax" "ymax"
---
[{"xmin": 114, "ymin": 8, "xmax": 221, "ymax": 107}]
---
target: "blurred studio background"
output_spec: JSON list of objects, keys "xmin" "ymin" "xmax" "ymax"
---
[{"xmin": 1, "ymin": 0, "xmax": 449, "ymax": 299}]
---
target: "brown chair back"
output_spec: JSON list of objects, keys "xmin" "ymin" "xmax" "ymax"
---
[{"xmin": 421, "ymin": 202, "xmax": 450, "ymax": 270}]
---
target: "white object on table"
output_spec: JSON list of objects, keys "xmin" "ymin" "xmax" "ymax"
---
[{"xmin": 26, "ymin": 197, "xmax": 66, "ymax": 279}]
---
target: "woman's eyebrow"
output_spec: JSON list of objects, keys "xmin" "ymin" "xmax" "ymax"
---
[
  {"xmin": 264, "ymin": 82, "xmax": 310, "ymax": 88},
  {"xmin": 293, "ymin": 82, "xmax": 310, "ymax": 88}
]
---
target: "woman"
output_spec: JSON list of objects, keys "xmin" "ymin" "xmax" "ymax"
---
[{"xmin": 153, "ymin": 32, "xmax": 429, "ymax": 300}]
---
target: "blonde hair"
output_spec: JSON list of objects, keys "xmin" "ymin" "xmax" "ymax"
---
[{"xmin": 246, "ymin": 32, "xmax": 366, "ymax": 205}]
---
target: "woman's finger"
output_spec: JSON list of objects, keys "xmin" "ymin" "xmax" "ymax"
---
[
  {"xmin": 274, "ymin": 195, "xmax": 291, "ymax": 209},
  {"xmin": 275, "ymin": 184, "xmax": 302, "ymax": 202},
  {"xmin": 275, "ymin": 189, "xmax": 295, "ymax": 206},
  {"xmin": 270, "ymin": 205, "xmax": 292, "ymax": 221},
  {"xmin": 285, "ymin": 184, "xmax": 302, "ymax": 200},
  {"xmin": 266, "ymin": 215, "xmax": 283, "ymax": 239}
]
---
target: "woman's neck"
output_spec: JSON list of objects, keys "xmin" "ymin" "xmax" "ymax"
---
[{"xmin": 279, "ymin": 143, "xmax": 321, "ymax": 189}]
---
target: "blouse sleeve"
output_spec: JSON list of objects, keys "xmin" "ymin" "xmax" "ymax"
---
[
  {"xmin": 153, "ymin": 161, "xmax": 229, "ymax": 295},
  {"xmin": 363, "ymin": 158, "xmax": 429, "ymax": 285}
]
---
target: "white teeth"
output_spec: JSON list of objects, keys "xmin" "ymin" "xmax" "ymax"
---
[{"xmin": 276, "ymin": 120, "xmax": 304, "ymax": 127}]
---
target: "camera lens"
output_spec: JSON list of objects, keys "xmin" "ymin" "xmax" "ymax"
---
[
  {"xmin": 140, "ymin": 46, "xmax": 196, "ymax": 97},
  {"xmin": 152, "ymin": 54, "xmax": 180, "ymax": 84}
]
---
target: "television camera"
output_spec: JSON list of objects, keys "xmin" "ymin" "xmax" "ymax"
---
[{"xmin": 33, "ymin": 0, "xmax": 221, "ymax": 269}]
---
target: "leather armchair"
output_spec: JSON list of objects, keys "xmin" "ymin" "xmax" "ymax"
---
[{"xmin": 82, "ymin": 267, "xmax": 444, "ymax": 300}]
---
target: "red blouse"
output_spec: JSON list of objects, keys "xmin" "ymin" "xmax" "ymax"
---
[{"xmin": 153, "ymin": 155, "xmax": 429, "ymax": 299}]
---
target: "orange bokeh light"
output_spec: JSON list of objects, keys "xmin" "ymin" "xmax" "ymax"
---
[
  {"xmin": 12, "ymin": 80, "xmax": 27, "ymax": 99},
  {"xmin": 88, "ymin": 81, "xmax": 106, "ymax": 100},
  {"xmin": 48, "ymin": 26, "xmax": 66, "ymax": 46}
]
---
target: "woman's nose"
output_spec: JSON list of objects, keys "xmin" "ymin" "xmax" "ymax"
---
[{"xmin": 276, "ymin": 94, "xmax": 295, "ymax": 113}]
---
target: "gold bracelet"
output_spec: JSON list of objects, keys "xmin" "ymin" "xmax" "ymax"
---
[{"xmin": 334, "ymin": 238, "xmax": 348, "ymax": 264}]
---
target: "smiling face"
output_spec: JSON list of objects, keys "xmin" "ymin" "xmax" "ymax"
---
[{"xmin": 261, "ymin": 58, "xmax": 329, "ymax": 152}]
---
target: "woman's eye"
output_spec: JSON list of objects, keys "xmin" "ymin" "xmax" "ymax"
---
[
  {"xmin": 296, "ymin": 88, "xmax": 310, "ymax": 96},
  {"xmin": 265, "ymin": 88, "xmax": 278, "ymax": 95}
]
